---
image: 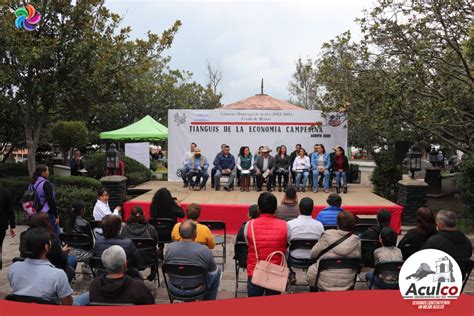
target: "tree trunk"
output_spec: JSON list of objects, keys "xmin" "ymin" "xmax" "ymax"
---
[{"xmin": 26, "ymin": 127, "xmax": 37, "ymax": 177}]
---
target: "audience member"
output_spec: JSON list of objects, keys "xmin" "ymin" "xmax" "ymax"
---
[
  {"xmin": 185, "ymin": 147, "xmax": 210, "ymax": 191},
  {"xmin": 288, "ymin": 197, "xmax": 324, "ymax": 259},
  {"xmin": 89, "ymin": 245, "xmax": 154, "ymax": 305},
  {"xmin": 180, "ymin": 143, "xmax": 197, "ymax": 188},
  {"xmin": 365, "ymin": 227, "xmax": 403, "ymax": 289},
  {"xmin": 253, "ymin": 146, "xmax": 275, "ymax": 192},
  {"xmin": 293, "ymin": 148, "xmax": 310, "ymax": 192},
  {"xmin": 20, "ymin": 213, "xmax": 77, "ymax": 282},
  {"xmin": 211, "ymin": 144, "xmax": 227, "ymax": 189},
  {"xmin": 9, "ymin": 227, "xmax": 89, "ymax": 305},
  {"xmin": 93, "ymin": 215, "xmax": 141, "ymax": 279},
  {"xmin": 274, "ymin": 145, "xmax": 291, "ymax": 192},
  {"xmin": 214, "ymin": 145, "xmax": 236, "ymax": 191},
  {"xmin": 397, "ymin": 207, "xmax": 436, "ymax": 249},
  {"xmin": 275, "ymin": 187, "xmax": 299, "ymax": 221},
  {"xmin": 236, "ymin": 146, "xmax": 254, "ymax": 192},
  {"xmin": 236, "ymin": 205, "xmax": 260, "ymax": 243},
  {"xmin": 359, "ymin": 209, "xmax": 391, "ymax": 240},
  {"xmin": 316, "ymin": 193, "xmax": 343, "ymax": 226},
  {"xmin": 0, "ymin": 184, "xmax": 15, "ymax": 270},
  {"xmin": 106, "ymin": 159, "xmax": 125, "ymax": 176},
  {"xmin": 311, "ymin": 144, "xmax": 331, "ymax": 193},
  {"xmin": 331, "ymin": 146, "xmax": 349, "ymax": 194},
  {"xmin": 93, "ymin": 187, "xmax": 121, "ymax": 235},
  {"xmin": 306, "ymin": 211, "xmax": 361, "ymax": 291},
  {"xmin": 164, "ymin": 220, "xmax": 221, "ymax": 300},
  {"xmin": 423, "ymin": 210, "xmax": 472, "ymax": 260},
  {"xmin": 243, "ymin": 192, "xmax": 289, "ymax": 297},
  {"xmin": 149, "ymin": 188, "xmax": 184, "ymax": 222},
  {"xmin": 63, "ymin": 200, "xmax": 93, "ymax": 262},
  {"xmin": 69, "ymin": 148, "xmax": 86, "ymax": 176},
  {"xmin": 171, "ymin": 204, "xmax": 215, "ymax": 249},
  {"xmin": 121, "ymin": 206, "xmax": 158, "ymax": 243}
]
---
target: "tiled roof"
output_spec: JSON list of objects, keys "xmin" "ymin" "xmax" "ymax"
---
[{"xmin": 221, "ymin": 94, "xmax": 305, "ymax": 110}]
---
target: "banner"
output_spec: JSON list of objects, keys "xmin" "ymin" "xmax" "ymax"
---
[
  {"xmin": 168, "ymin": 109, "xmax": 348, "ymax": 181},
  {"xmin": 125, "ymin": 142, "xmax": 150, "ymax": 169}
]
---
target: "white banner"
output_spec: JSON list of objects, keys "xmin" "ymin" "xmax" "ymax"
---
[
  {"xmin": 168, "ymin": 110, "xmax": 347, "ymax": 181},
  {"xmin": 125, "ymin": 142, "xmax": 150, "ymax": 169}
]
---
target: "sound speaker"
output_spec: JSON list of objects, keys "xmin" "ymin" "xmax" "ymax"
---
[{"xmin": 395, "ymin": 141, "xmax": 411, "ymax": 164}]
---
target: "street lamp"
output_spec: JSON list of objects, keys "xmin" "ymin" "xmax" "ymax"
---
[
  {"xmin": 52, "ymin": 142, "xmax": 61, "ymax": 157},
  {"xmin": 106, "ymin": 143, "xmax": 119, "ymax": 173},
  {"xmin": 407, "ymin": 145, "xmax": 422, "ymax": 179},
  {"xmin": 428, "ymin": 148, "xmax": 438, "ymax": 167}
]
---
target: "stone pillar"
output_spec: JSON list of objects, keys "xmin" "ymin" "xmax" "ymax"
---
[
  {"xmin": 100, "ymin": 175, "xmax": 127, "ymax": 210},
  {"xmin": 397, "ymin": 179, "xmax": 428, "ymax": 225},
  {"xmin": 424, "ymin": 167, "xmax": 443, "ymax": 197}
]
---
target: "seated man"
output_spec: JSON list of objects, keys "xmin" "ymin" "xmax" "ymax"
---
[
  {"xmin": 253, "ymin": 146, "xmax": 275, "ymax": 192},
  {"xmin": 275, "ymin": 187, "xmax": 299, "ymax": 221},
  {"xmin": 423, "ymin": 210, "xmax": 472, "ymax": 260},
  {"xmin": 89, "ymin": 245, "xmax": 154, "ymax": 305},
  {"xmin": 8, "ymin": 227, "xmax": 89, "ymax": 305},
  {"xmin": 316, "ymin": 193, "xmax": 343, "ymax": 227},
  {"xmin": 288, "ymin": 197, "xmax": 324, "ymax": 260},
  {"xmin": 93, "ymin": 215, "xmax": 141, "ymax": 278},
  {"xmin": 185, "ymin": 147, "xmax": 209, "ymax": 191},
  {"xmin": 180, "ymin": 142, "xmax": 196, "ymax": 188},
  {"xmin": 171, "ymin": 203, "xmax": 215, "ymax": 249},
  {"xmin": 213, "ymin": 145, "xmax": 236, "ymax": 191},
  {"xmin": 165, "ymin": 220, "xmax": 221, "ymax": 300},
  {"xmin": 359, "ymin": 209, "xmax": 391, "ymax": 240},
  {"xmin": 236, "ymin": 204, "xmax": 260, "ymax": 243}
]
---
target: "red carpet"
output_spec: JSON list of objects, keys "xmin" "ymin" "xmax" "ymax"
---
[{"xmin": 123, "ymin": 201, "xmax": 403, "ymax": 234}]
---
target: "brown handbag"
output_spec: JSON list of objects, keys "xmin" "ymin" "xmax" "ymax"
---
[{"xmin": 250, "ymin": 220, "xmax": 289, "ymax": 293}]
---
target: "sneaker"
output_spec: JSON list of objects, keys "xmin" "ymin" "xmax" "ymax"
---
[
  {"xmin": 324, "ymin": 189, "xmax": 330, "ymax": 193},
  {"xmin": 312, "ymin": 188, "xmax": 317, "ymax": 193},
  {"xmin": 343, "ymin": 186, "xmax": 348, "ymax": 194},
  {"xmin": 336, "ymin": 186, "xmax": 341, "ymax": 194},
  {"xmin": 194, "ymin": 187, "xmax": 201, "ymax": 191},
  {"xmin": 224, "ymin": 186, "xmax": 230, "ymax": 192}
]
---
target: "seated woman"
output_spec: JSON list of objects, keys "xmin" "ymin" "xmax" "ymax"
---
[
  {"xmin": 274, "ymin": 145, "xmax": 291, "ymax": 192},
  {"xmin": 62, "ymin": 200, "xmax": 94, "ymax": 262},
  {"xmin": 150, "ymin": 188, "xmax": 184, "ymax": 222},
  {"xmin": 93, "ymin": 187, "xmax": 121, "ymax": 235},
  {"xmin": 236, "ymin": 146, "xmax": 254, "ymax": 192},
  {"xmin": 306, "ymin": 211, "xmax": 361, "ymax": 291},
  {"xmin": 397, "ymin": 207, "xmax": 436, "ymax": 255},
  {"xmin": 20, "ymin": 212, "xmax": 77, "ymax": 282},
  {"xmin": 93, "ymin": 214, "xmax": 141, "ymax": 279},
  {"xmin": 311, "ymin": 144, "xmax": 331, "ymax": 193},
  {"xmin": 331, "ymin": 146, "xmax": 349, "ymax": 194},
  {"xmin": 292, "ymin": 148, "xmax": 310, "ymax": 192}
]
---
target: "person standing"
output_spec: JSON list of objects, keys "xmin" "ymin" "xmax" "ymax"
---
[
  {"xmin": 0, "ymin": 185, "xmax": 16, "ymax": 270},
  {"xmin": 236, "ymin": 146, "xmax": 254, "ymax": 192},
  {"xmin": 331, "ymin": 146, "xmax": 349, "ymax": 194},
  {"xmin": 254, "ymin": 146, "xmax": 276, "ymax": 192},
  {"xmin": 69, "ymin": 148, "xmax": 86, "ymax": 176},
  {"xmin": 30, "ymin": 165, "xmax": 60, "ymax": 236},
  {"xmin": 311, "ymin": 144, "xmax": 331, "ymax": 193},
  {"xmin": 180, "ymin": 143, "xmax": 197, "ymax": 188},
  {"xmin": 214, "ymin": 145, "xmax": 236, "ymax": 191},
  {"xmin": 274, "ymin": 145, "xmax": 291, "ymax": 192}
]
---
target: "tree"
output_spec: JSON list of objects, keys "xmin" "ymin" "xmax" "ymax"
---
[
  {"xmin": 288, "ymin": 58, "xmax": 318, "ymax": 109},
  {"xmin": 0, "ymin": 0, "xmax": 181, "ymax": 175},
  {"xmin": 50, "ymin": 121, "xmax": 88, "ymax": 164}
]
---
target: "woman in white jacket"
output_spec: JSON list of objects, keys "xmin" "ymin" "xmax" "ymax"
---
[
  {"xmin": 93, "ymin": 188, "xmax": 121, "ymax": 234},
  {"xmin": 292, "ymin": 148, "xmax": 310, "ymax": 192}
]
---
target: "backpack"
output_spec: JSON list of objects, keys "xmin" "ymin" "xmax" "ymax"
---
[{"xmin": 21, "ymin": 179, "xmax": 45, "ymax": 217}]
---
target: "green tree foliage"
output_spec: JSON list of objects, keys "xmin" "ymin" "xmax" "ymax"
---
[
  {"xmin": 50, "ymin": 121, "xmax": 88, "ymax": 164},
  {"xmin": 288, "ymin": 58, "xmax": 318, "ymax": 110},
  {"xmin": 371, "ymin": 148, "xmax": 402, "ymax": 202},
  {"xmin": 0, "ymin": 0, "xmax": 181, "ymax": 175},
  {"xmin": 457, "ymin": 155, "xmax": 474, "ymax": 214}
]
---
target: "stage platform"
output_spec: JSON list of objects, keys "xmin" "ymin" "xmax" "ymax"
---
[{"xmin": 124, "ymin": 181, "xmax": 403, "ymax": 234}]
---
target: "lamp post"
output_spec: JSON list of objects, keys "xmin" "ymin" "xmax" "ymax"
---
[
  {"xmin": 428, "ymin": 148, "xmax": 438, "ymax": 168},
  {"xmin": 52, "ymin": 142, "xmax": 61, "ymax": 157},
  {"xmin": 407, "ymin": 145, "xmax": 422, "ymax": 179},
  {"xmin": 106, "ymin": 143, "xmax": 119, "ymax": 174}
]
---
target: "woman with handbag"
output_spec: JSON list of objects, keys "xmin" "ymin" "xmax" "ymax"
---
[{"xmin": 243, "ymin": 192, "xmax": 289, "ymax": 297}]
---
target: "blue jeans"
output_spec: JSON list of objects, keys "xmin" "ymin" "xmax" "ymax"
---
[
  {"xmin": 247, "ymin": 277, "xmax": 281, "ymax": 297},
  {"xmin": 168, "ymin": 268, "xmax": 221, "ymax": 300},
  {"xmin": 312, "ymin": 169, "xmax": 330, "ymax": 190},
  {"xmin": 187, "ymin": 170, "xmax": 209, "ymax": 188},
  {"xmin": 295, "ymin": 171, "xmax": 309, "ymax": 189},
  {"xmin": 73, "ymin": 292, "xmax": 90, "ymax": 306},
  {"xmin": 66, "ymin": 255, "xmax": 77, "ymax": 282},
  {"xmin": 365, "ymin": 272, "xmax": 398, "ymax": 289},
  {"xmin": 333, "ymin": 171, "xmax": 347, "ymax": 187},
  {"xmin": 214, "ymin": 170, "xmax": 235, "ymax": 189},
  {"xmin": 181, "ymin": 167, "xmax": 189, "ymax": 184},
  {"xmin": 48, "ymin": 212, "xmax": 61, "ymax": 237}
]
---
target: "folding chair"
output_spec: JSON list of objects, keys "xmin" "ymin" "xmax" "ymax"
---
[
  {"xmin": 456, "ymin": 258, "xmax": 473, "ymax": 293},
  {"xmin": 357, "ymin": 218, "xmax": 377, "ymax": 225},
  {"xmin": 234, "ymin": 242, "xmax": 248, "ymax": 298},
  {"xmin": 59, "ymin": 233, "xmax": 94, "ymax": 254},
  {"xmin": 367, "ymin": 261, "xmax": 404, "ymax": 289},
  {"xmin": 360, "ymin": 239, "xmax": 381, "ymax": 268},
  {"xmin": 5, "ymin": 294, "xmax": 59, "ymax": 305},
  {"xmin": 199, "ymin": 221, "xmax": 227, "ymax": 269},
  {"xmin": 149, "ymin": 218, "xmax": 175, "ymax": 244},
  {"xmin": 314, "ymin": 258, "xmax": 361, "ymax": 291},
  {"xmin": 352, "ymin": 224, "xmax": 375, "ymax": 236},
  {"xmin": 131, "ymin": 238, "xmax": 161, "ymax": 288},
  {"xmin": 89, "ymin": 220, "xmax": 102, "ymax": 240},
  {"xmin": 399, "ymin": 243, "xmax": 422, "ymax": 260},
  {"xmin": 89, "ymin": 257, "xmax": 107, "ymax": 277},
  {"xmin": 161, "ymin": 264, "xmax": 208, "ymax": 303},
  {"xmin": 287, "ymin": 239, "xmax": 318, "ymax": 293}
]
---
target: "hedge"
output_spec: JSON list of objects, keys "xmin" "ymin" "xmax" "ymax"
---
[
  {"xmin": 49, "ymin": 175, "xmax": 102, "ymax": 191},
  {"xmin": 0, "ymin": 162, "xmax": 29, "ymax": 177},
  {"xmin": 457, "ymin": 155, "xmax": 474, "ymax": 214},
  {"xmin": 0, "ymin": 177, "xmax": 31, "ymax": 212},
  {"xmin": 56, "ymin": 186, "xmax": 97, "ymax": 220}
]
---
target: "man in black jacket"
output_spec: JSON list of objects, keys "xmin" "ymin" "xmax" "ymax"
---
[
  {"xmin": 423, "ymin": 210, "xmax": 472, "ymax": 260},
  {"xmin": 0, "ymin": 185, "xmax": 16, "ymax": 269}
]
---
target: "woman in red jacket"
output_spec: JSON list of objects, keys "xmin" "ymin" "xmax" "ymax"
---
[{"xmin": 244, "ymin": 192, "xmax": 289, "ymax": 296}]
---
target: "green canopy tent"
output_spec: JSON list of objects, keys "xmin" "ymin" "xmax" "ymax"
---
[{"xmin": 99, "ymin": 115, "xmax": 168, "ymax": 140}]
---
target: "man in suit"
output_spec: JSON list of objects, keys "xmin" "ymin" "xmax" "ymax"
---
[{"xmin": 254, "ymin": 146, "xmax": 276, "ymax": 192}]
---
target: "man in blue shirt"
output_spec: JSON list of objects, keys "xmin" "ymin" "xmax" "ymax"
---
[
  {"xmin": 185, "ymin": 148, "xmax": 209, "ymax": 191},
  {"xmin": 213, "ymin": 145, "xmax": 236, "ymax": 191},
  {"xmin": 316, "ymin": 193, "xmax": 343, "ymax": 226}
]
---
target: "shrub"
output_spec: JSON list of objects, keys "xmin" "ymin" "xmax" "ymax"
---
[
  {"xmin": 50, "ymin": 176, "xmax": 102, "ymax": 191},
  {"xmin": 0, "ymin": 177, "xmax": 31, "ymax": 211},
  {"xmin": 371, "ymin": 148, "xmax": 402, "ymax": 202},
  {"xmin": 50, "ymin": 121, "xmax": 89, "ymax": 163},
  {"xmin": 56, "ymin": 187, "xmax": 97, "ymax": 220},
  {"xmin": 150, "ymin": 160, "xmax": 158, "ymax": 171},
  {"xmin": 456, "ymin": 155, "xmax": 474, "ymax": 214},
  {"xmin": 127, "ymin": 172, "xmax": 148, "ymax": 186},
  {"xmin": 84, "ymin": 153, "xmax": 107, "ymax": 179},
  {"xmin": 0, "ymin": 161, "xmax": 29, "ymax": 177}
]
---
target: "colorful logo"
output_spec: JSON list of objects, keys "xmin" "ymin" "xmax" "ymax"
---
[
  {"xmin": 15, "ymin": 4, "xmax": 41, "ymax": 31},
  {"xmin": 399, "ymin": 249, "xmax": 463, "ymax": 311}
]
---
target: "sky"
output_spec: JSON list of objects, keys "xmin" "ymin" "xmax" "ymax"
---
[{"xmin": 106, "ymin": 0, "xmax": 376, "ymax": 104}]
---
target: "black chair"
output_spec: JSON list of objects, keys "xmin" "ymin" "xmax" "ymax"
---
[
  {"xmin": 131, "ymin": 238, "xmax": 161, "ymax": 287},
  {"xmin": 199, "ymin": 221, "xmax": 227, "ymax": 269},
  {"xmin": 367, "ymin": 261, "xmax": 404, "ymax": 289},
  {"xmin": 323, "ymin": 225, "xmax": 338, "ymax": 231},
  {"xmin": 357, "ymin": 218, "xmax": 377, "ymax": 225},
  {"xmin": 360, "ymin": 239, "xmax": 381, "ymax": 268},
  {"xmin": 234, "ymin": 242, "xmax": 248, "ymax": 298},
  {"xmin": 288, "ymin": 239, "xmax": 318, "ymax": 292},
  {"xmin": 5, "ymin": 294, "xmax": 59, "ymax": 305},
  {"xmin": 399, "ymin": 243, "xmax": 422, "ymax": 260},
  {"xmin": 88, "ymin": 302, "xmax": 135, "ymax": 306},
  {"xmin": 456, "ymin": 258, "xmax": 473, "ymax": 293},
  {"xmin": 149, "ymin": 218, "xmax": 175, "ymax": 244},
  {"xmin": 89, "ymin": 257, "xmax": 107, "ymax": 277},
  {"xmin": 89, "ymin": 220, "xmax": 102, "ymax": 240},
  {"xmin": 161, "ymin": 264, "xmax": 208, "ymax": 303},
  {"xmin": 12, "ymin": 257, "xmax": 25, "ymax": 263},
  {"xmin": 59, "ymin": 233, "xmax": 94, "ymax": 253},
  {"xmin": 352, "ymin": 224, "xmax": 375, "ymax": 236},
  {"xmin": 314, "ymin": 258, "xmax": 361, "ymax": 291}
]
